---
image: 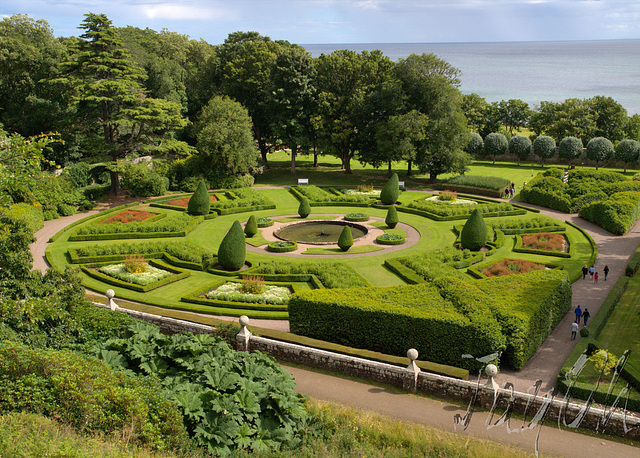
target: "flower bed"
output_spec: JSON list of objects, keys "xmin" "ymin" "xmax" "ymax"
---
[
  {"xmin": 99, "ymin": 210, "xmax": 158, "ymax": 224},
  {"xmin": 205, "ymin": 282, "xmax": 290, "ymax": 305},
  {"xmin": 425, "ymin": 195, "xmax": 477, "ymax": 206},
  {"xmin": 481, "ymin": 259, "xmax": 547, "ymax": 277},
  {"xmin": 267, "ymin": 241, "xmax": 298, "ymax": 253},
  {"xmin": 165, "ymin": 195, "xmax": 218, "ymax": 208},
  {"xmin": 257, "ymin": 217, "xmax": 274, "ymax": 227},
  {"xmin": 522, "ymin": 232, "xmax": 568, "ymax": 252},
  {"xmin": 98, "ymin": 262, "xmax": 173, "ymax": 286},
  {"xmin": 376, "ymin": 233, "xmax": 405, "ymax": 245},
  {"xmin": 344, "ymin": 213, "xmax": 370, "ymax": 222}
]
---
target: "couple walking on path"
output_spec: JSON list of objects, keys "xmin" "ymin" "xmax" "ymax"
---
[{"xmin": 571, "ymin": 305, "xmax": 591, "ymax": 340}]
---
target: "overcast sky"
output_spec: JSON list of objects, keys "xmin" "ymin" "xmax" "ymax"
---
[{"xmin": 3, "ymin": 0, "xmax": 640, "ymax": 45}]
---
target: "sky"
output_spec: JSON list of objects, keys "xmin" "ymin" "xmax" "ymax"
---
[{"xmin": 2, "ymin": 0, "xmax": 640, "ymax": 45}]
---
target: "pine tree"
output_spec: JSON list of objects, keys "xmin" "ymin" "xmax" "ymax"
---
[{"xmin": 218, "ymin": 221, "xmax": 246, "ymax": 270}]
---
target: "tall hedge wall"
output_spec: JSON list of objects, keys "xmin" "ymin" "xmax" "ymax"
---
[{"xmin": 289, "ymin": 270, "xmax": 571, "ymax": 370}]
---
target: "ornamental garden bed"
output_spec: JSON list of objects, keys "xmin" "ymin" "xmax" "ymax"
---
[
  {"xmin": 513, "ymin": 232, "xmax": 572, "ymax": 258},
  {"xmin": 164, "ymin": 194, "xmax": 218, "ymax": 207},
  {"xmin": 80, "ymin": 258, "xmax": 190, "ymax": 292},
  {"xmin": 99, "ymin": 209, "xmax": 159, "ymax": 224},
  {"xmin": 480, "ymin": 258, "xmax": 549, "ymax": 277}
]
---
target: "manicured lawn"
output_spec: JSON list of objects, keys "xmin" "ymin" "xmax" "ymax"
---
[{"xmin": 47, "ymin": 186, "xmax": 594, "ymax": 319}]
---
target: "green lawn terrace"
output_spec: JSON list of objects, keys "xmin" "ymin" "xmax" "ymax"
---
[{"xmin": 46, "ymin": 185, "xmax": 595, "ymax": 370}]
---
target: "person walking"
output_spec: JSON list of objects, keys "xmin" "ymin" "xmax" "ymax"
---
[
  {"xmin": 582, "ymin": 264, "xmax": 588, "ymax": 280},
  {"xmin": 594, "ymin": 271, "xmax": 599, "ymax": 284},
  {"xmin": 575, "ymin": 305, "xmax": 583, "ymax": 324},
  {"xmin": 604, "ymin": 265, "xmax": 610, "ymax": 281},
  {"xmin": 583, "ymin": 308, "xmax": 591, "ymax": 327},
  {"xmin": 571, "ymin": 321, "xmax": 579, "ymax": 340},
  {"xmin": 589, "ymin": 265, "xmax": 595, "ymax": 280}
]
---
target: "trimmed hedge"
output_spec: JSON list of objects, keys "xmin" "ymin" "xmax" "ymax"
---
[
  {"xmin": 255, "ymin": 260, "xmax": 369, "ymax": 289},
  {"xmin": 289, "ymin": 279, "xmax": 506, "ymax": 370},
  {"xmin": 376, "ymin": 234, "xmax": 405, "ymax": 245},
  {"xmin": 344, "ymin": 213, "xmax": 369, "ymax": 222},
  {"xmin": 81, "ymin": 259, "xmax": 190, "ymax": 292},
  {"xmin": 442, "ymin": 175, "xmax": 511, "ymax": 192},
  {"xmin": 625, "ymin": 245, "xmax": 640, "ymax": 277},
  {"xmin": 579, "ymin": 191, "xmax": 640, "ymax": 235},
  {"xmin": 48, "ymin": 202, "xmax": 140, "ymax": 242},
  {"xmin": 257, "ymin": 217, "xmax": 274, "ymax": 228},
  {"xmin": 289, "ymin": 186, "xmax": 377, "ymax": 206},
  {"xmin": 69, "ymin": 214, "xmax": 203, "ymax": 241},
  {"xmin": 512, "ymin": 233, "xmax": 573, "ymax": 258},
  {"xmin": 460, "ymin": 209, "xmax": 488, "ymax": 251},
  {"xmin": 267, "ymin": 241, "xmax": 298, "ymax": 252},
  {"xmin": 590, "ymin": 276, "xmax": 630, "ymax": 339},
  {"xmin": 383, "ymin": 259, "xmax": 426, "ymax": 284},
  {"xmin": 187, "ymin": 180, "xmax": 210, "ymax": 215}
]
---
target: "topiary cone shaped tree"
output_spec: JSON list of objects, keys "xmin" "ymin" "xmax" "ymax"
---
[
  {"xmin": 244, "ymin": 214, "xmax": 258, "ymax": 238},
  {"xmin": 187, "ymin": 180, "xmax": 210, "ymax": 215},
  {"xmin": 298, "ymin": 197, "xmax": 311, "ymax": 218},
  {"xmin": 218, "ymin": 220, "xmax": 246, "ymax": 270},
  {"xmin": 338, "ymin": 225, "xmax": 353, "ymax": 252},
  {"xmin": 460, "ymin": 209, "xmax": 488, "ymax": 251},
  {"xmin": 385, "ymin": 206, "xmax": 399, "ymax": 229},
  {"xmin": 380, "ymin": 173, "xmax": 399, "ymax": 205}
]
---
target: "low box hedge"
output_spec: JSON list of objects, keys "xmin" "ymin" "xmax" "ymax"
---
[
  {"xmin": 376, "ymin": 234, "xmax": 405, "ymax": 245},
  {"xmin": 207, "ymin": 260, "xmax": 258, "ymax": 277},
  {"xmin": 267, "ymin": 241, "xmax": 298, "ymax": 252},
  {"xmin": 344, "ymin": 213, "xmax": 370, "ymax": 222},
  {"xmin": 68, "ymin": 215, "xmax": 203, "ymax": 241},
  {"xmin": 80, "ymin": 259, "xmax": 190, "ymax": 293},
  {"xmin": 625, "ymin": 245, "xmax": 640, "ymax": 277},
  {"xmin": 48, "ymin": 202, "xmax": 140, "ymax": 242},
  {"xmin": 512, "ymin": 233, "xmax": 573, "ymax": 258},
  {"xmin": 383, "ymin": 260, "xmax": 426, "ymax": 284}
]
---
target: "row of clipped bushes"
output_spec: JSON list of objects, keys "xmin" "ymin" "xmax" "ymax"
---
[
  {"xmin": 69, "ymin": 240, "xmax": 213, "ymax": 266},
  {"xmin": 69, "ymin": 214, "xmax": 203, "ymax": 241},
  {"xmin": 431, "ymin": 175, "xmax": 511, "ymax": 197},
  {"xmin": 579, "ymin": 191, "xmax": 640, "ymax": 235},
  {"xmin": 289, "ymin": 269, "xmax": 571, "ymax": 370},
  {"xmin": 291, "ymin": 185, "xmax": 376, "ymax": 204},
  {"xmin": 403, "ymin": 199, "xmax": 525, "ymax": 221}
]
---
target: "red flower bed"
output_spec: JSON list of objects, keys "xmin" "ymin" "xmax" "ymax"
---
[
  {"xmin": 99, "ymin": 210, "xmax": 157, "ymax": 225},
  {"xmin": 481, "ymin": 258, "xmax": 546, "ymax": 277},
  {"xmin": 522, "ymin": 232, "xmax": 567, "ymax": 252},
  {"xmin": 165, "ymin": 195, "xmax": 218, "ymax": 208}
]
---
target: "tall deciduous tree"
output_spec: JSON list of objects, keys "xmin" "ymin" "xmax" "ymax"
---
[
  {"xmin": 58, "ymin": 13, "xmax": 187, "ymax": 194},
  {"xmin": 587, "ymin": 95, "xmax": 627, "ymax": 142},
  {"xmin": 375, "ymin": 110, "xmax": 428, "ymax": 176},
  {"xmin": 194, "ymin": 95, "xmax": 258, "ymax": 179},
  {"xmin": 495, "ymin": 99, "xmax": 531, "ymax": 135}
]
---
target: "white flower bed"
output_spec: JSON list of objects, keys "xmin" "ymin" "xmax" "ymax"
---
[
  {"xmin": 98, "ymin": 263, "xmax": 172, "ymax": 286},
  {"xmin": 425, "ymin": 195, "xmax": 478, "ymax": 206},
  {"xmin": 342, "ymin": 189, "xmax": 380, "ymax": 197},
  {"xmin": 205, "ymin": 282, "xmax": 290, "ymax": 305}
]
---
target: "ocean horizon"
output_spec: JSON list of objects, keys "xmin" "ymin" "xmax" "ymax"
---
[{"xmin": 303, "ymin": 39, "xmax": 640, "ymax": 116}]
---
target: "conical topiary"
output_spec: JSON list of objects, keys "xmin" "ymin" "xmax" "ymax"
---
[
  {"xmin": 187, "ymin": 180, "xmax": 210, "ymax": 215},
  {"xmin": 385, "ymin": 206, "xmax": 399, "ymax": 229},
  {"xmin": 217, "ymin": 220, "xmax": 246, "ymax": 270},
  {"xmin": 337, "ymin": 225, "xmax": 353, "ymax": 252},
  {"xmin": 460, "ymin": 209, "xmax": 488, "ymax": 251},
  {"xmin": 380, "ymin": 173, "xmax": 399, "ymax": 205},
  {"xmin": 244, "ymin": 215, "xmax": 258, "ymax": 238},
  {"xmin": 298, "ymin": 197, "xmax": 311, "ymax": 218}
]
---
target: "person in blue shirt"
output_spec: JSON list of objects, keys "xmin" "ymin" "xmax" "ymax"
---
[{"xmin": 574, "ymin": 305, "xmax": 583, "ymax": 324}]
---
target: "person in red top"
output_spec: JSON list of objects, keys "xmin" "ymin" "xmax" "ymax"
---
[{"xmin": 594, "ymin": 271, "xmax": 599, "ymax": 283}]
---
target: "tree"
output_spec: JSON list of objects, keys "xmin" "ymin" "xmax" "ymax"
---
[
  {"xmin": 461, "ymin": 93, "xmax": 495, "ymax": 135},
  {"xmin": 187, "ymin": 180, "xmax": 210, "ymax": 215},
  {"xmin": 484, "ymin": 133, "xmax": 508, "ymax": 165},
  {"xmin": 531, "ymin": 99, "xmax": 595, "ymax": 143},
  {"xmin": 465, "ymin": 132, "xmax": 484, "ymax": 157},
  {"xmin": 270, "ymin": 44, "xmax": 317, "ymax": 174},
  {"xmin": 496, "ymin": 99, "xmax": 531, "ymax": 135},
  {"xmin": 385, "ymin": 206, "xmax": 399, "ymax": 229},
  {"xmin": 217, "ymin": 221, "xmax": 246, "ymax": 271},
  {"xmin": 508, "ymin": 135, "xmax": 532, "ymax": 166},
  {"xmin": 586, "ymin": 137, "xmax": 614, "ymax": 170},
  {"xmin": 625, "ymin": 114, "xmax": 640, "ymax": 142},
  {"xmin": 615, "ymin": 139, "xmax": 640, "ymax": 173},
  {"xmin": 533, "ymin": 135, "xmax": 556, "ymax": 166},
  {"xmin": 380, "ymin": 173, "xmax": 400, "ymax": 205},
  {"xmin": 58, "ymin": 13, "xmax": 188, "ymax": 194},
  {"xmin": 460, "ymin": 209, "xmax": 487, "ymax": 251},
  {"xmin": 558, "ymin": 136, "xmax": 584, "ymax": 166},
  {"xmin": 298, "ymin": 198, "xmax": 311, "ymax": 218},
  {"xmin": 194, "ymin": 95, "xmax": 258, "ymax": 180},
  {"xmin": 375, "ymin": 110, "xmax": 428, "ymax": 176},
  {"xmin": 587, "ymin": 96, "xmax": 627, "ymax": 142},
  {"xmin": 244, "ymin": 215, "xmax": 258, "ymax": 238},
  {"xmin": 337, "ymin": 226, "xmax": 353, "ymax": 252}
]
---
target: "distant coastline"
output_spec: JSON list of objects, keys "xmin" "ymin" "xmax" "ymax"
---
[{"xmin": 303, "ymin": 39, "xmax": 640, "ymax": 115}]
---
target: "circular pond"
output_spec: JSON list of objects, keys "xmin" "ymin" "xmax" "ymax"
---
[{"xmin": 274, "ymin": 220, "xmax": 368, "ymax": 245}]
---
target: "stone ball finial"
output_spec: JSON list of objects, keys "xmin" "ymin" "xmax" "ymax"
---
[
  {"xmin": 407, "ymin": 348, "xmax": 419, "ymax": 361},
  {"xmin": 485, "ymin": 363, "xmax": 498, "ymax": 378},
  {"xmin": 239, "ymin": 315, "xmax": 250, "ymax": 327},
  {"xmin": 105, "ymin": 289, "xmax": 115, "ymax": 299}
]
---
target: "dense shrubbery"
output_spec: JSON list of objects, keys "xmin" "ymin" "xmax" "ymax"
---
[
  {"xmin": 120, "ymin": 163, "xmax": 168, "ymax": 197},
  {"xmin": 12, "ymin": 174, "xmax": 89, "ymax": 220},
  {"xmin": 579, "ymin": 191, "xmax": 640, "ymax": 235},
  {"xmin": 4, "ymin": 203, "xmax": 44, "ymax": 234},
  {"xmin": 95, "ymin": 322, "xmax": 310, "ymax": 455},
  {"xmin": 256, "ymin": 261, "xmax": 369, "ymax": 289},
  {"xmin": 443, "ymin": 175, "xmax": 511, "ymax": 191},
  {"xmin": 210, "ymin": 188, "xmax": 272, "ymax": 210}
]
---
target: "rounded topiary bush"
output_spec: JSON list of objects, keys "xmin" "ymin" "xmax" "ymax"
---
[
  {"xmin": 508, "ymin": 135, "xmax": 532, "ymax": 165},
  {"xmin": 385, "ymin": 206, "xmax": 399, "ymax": 229},
  {"xmin": 244, "ymin": 215, "xmax": 258, "ymax": 238},
  {"xmin": 376, "ymin": 233, "xmax": 405, "ymax": 245},
  {"xmin": 460, "ymin": 209, "xmax": 488, "ymax": 251},
  {"xmin": 344, "ymin": 213, "xmax": 369, "ymax": 222},
  {"xmin": 187, "ymin": 180, "xmax": 210, "ymax": 215},
  {"xmin": 533, "ymin": 135, "xmax": 556, "ymax": 166},
  {"xmin": 580, "ymin": 327, "xmax": 590, "ymax": 338},
  {"xmin": 380, "ymin": 173, "xmax": 399, "ymax": 205},
  {"xmin": 217, "ymin": 220, "xmax": 246, "ymax": 270},
  {"xmin": 484, "ymin": 133, "xmax": 508, "ymax": 164},
  {"xmin": 337, "ymin": 226, "xmax": 353, "ymax": 252},
  {"xmin": 586, "ymin": 137, "xmax": 614, "ymax": 169},
  {"xmin": 466, "ymin": 132, "xmax": 484, "ymax": 157},
  {"xmin": 298, "ymin": 198, "xmax": 311, "ymax": 218},
  {"xmin": 267, "ymin": 241, "xmax": 298, "ymax": 252}
]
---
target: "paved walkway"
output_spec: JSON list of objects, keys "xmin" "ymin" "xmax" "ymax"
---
[{"xmin": 30, "ymin": 191, "xmax": 640, "ymax": 457}]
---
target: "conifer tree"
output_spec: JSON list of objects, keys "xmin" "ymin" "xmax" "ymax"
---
[
  {"xmin": 460, "ymin": 209, "xmax": 488, "ymax": 251},
  {"xmin": 380, "ymin": 173, "xmax": 399, "ymax": 205},
  {"xmin": 385, "ymin": 206, "xmax": 399, "ymax": 229},
  {"xmin": 244, "ymin": 215, "xmax": 258, "ymax": 237},
  {"xmin": 218, "ymin": 221, "xmax": 246, "ymax": 270},
  {"xmin": 187, "ymin": 180, "xmax": 210, "ymax": 215},
  {"xmin": 298, "ymin": 197, "xmax": 311, "ymax": 218},
  {"xmin": 338, "ymin": 225, "xmax": 353, "ymax": 251}
]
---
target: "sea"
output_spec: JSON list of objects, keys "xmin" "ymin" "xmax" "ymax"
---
[{"xmin": 303, "ymin": 40, "xmax": 640, "ymax": 116}]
